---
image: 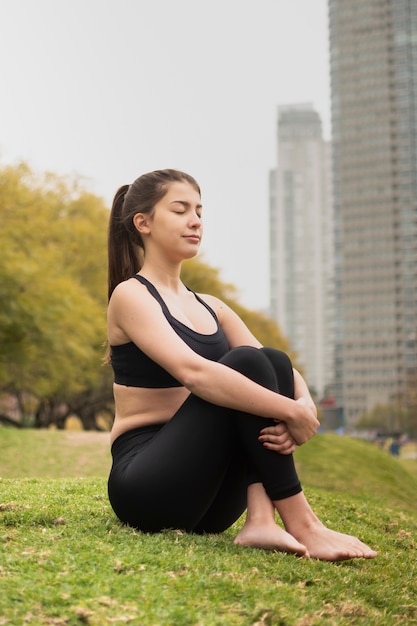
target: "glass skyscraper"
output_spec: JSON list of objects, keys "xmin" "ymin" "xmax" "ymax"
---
[
  {"xmin": 269, "ymin": 105, "xmax": 334, "ymax": 399},
  {"xmin": 329, "ymin": 0, "xmax": 417, "ymax": 424}
]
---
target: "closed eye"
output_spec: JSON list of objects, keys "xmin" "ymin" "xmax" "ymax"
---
[{"xmin": 170, "ymin": 200, "xmax": 203, "ymax": 215}]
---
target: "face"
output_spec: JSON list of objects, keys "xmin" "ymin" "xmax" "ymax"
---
[{"xmin": 134, "ymin": 182, "xmax": 203, "ymax": 261}]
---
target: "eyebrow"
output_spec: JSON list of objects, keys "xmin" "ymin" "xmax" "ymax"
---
[{"xmin": 169, "ymin": 200, "xmax": 203, "ymax": 209}]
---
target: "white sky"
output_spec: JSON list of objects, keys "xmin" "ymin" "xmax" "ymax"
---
[{"xmin": 0, "ymin": 0, "xmax": 330, "ymax": 310}]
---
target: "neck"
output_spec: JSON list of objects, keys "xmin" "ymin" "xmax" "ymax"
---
[{"xmin": 139, "ymin": 259, "xmax": 184, "ymax": 293}]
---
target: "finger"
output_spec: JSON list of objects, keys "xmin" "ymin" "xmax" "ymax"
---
[
  {"xmin": 260, "ymin": 434, "xmax": 296, "ymax": 450},
  {"xmin": 260, "ymin": 423, "xmax": 287, "ymax": 436},
  {"xmin": 258, "ymin": 430, "xmax": 290, "ymax": 445},
  {"xmin": 262, "ymin": 440, "xmax": 296, "ymax": 455}
]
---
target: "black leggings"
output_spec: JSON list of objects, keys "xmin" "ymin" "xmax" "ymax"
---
[{"xmin": 108, "ymin": 346, "xmax": 302, "ymax": 533}]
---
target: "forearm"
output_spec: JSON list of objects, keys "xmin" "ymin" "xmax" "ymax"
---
[
  {"xmin": 293, "ymin": 368, "xmax": 317, "ymax": 416},
  {"xmin": 186, "ymin": 361, "xmax": 318, "ymax": 445},
  {"xmin": 184, "ymin": 359, "xmax": 301, "ymax": 423}
]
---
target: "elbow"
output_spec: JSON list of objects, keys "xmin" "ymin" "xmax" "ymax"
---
[
  {"xmin": 176, "ymin": 360, "xmax": 208, "ymax": 394},
  {"xmin": 181, "ymin": 370, "xmax": 202, "ymax": 394}
]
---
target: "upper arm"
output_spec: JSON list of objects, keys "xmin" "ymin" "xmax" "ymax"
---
[
  {"xmin": 200, "ymin": 294, "xmax": 262, "ymax": 349},
  {"xmin": 107, "ymin": 280, "xmax": 205, "ymax": 386}
]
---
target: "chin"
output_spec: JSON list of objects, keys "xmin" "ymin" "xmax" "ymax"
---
[{"xmin": 182, "ymin": 249, "xmax": 200, "ymax": 261}]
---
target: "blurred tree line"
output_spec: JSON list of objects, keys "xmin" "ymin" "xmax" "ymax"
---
[
  {"xmin": 0, "ymin": 163, "xmax": 296, "ymax": 431},
  {"xmin": 357, "ymin": 384, "xmax": 417, "ymax": 439}
]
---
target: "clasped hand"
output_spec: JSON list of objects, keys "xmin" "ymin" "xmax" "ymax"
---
[{"xmin": 258, "ymin": 398, "xmax": 319, "ymax": 455}]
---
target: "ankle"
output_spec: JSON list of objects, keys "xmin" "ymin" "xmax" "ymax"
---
[
  {"xmin": 273, "ymin": 494, "xmax": 322, "ymax": 535},
  {"xmin": 244, "ymin": 510, "xmax": 277, "ymax": 526},
  {"xmin": 286, "ymin": 513, "xmax": 324, "ymax": 536}
]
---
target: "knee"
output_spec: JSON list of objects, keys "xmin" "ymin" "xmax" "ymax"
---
[
  {"xmin": 260, "ymin": 347, "xmax": 293, "ymax": 373},
  {"xmin": 219, "ymin": 346, "xmax": 277, "ymax": 390},
  {"xmin": 219, "ymin": 345, "xmax": 264, "ymax": 370},
  {"xmin": 260, "ymin": 347, "xmax": 294, "ymax": 398}
]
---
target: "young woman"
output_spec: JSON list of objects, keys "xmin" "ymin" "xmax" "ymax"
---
[{"xmin": 106, "ymin": 169, "xmax": 377, "ymax": 561}]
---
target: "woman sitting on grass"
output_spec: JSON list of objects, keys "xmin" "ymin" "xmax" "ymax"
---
[{"xmin": 106, "ymin": 169, "xmax": 377, "ymax": 561}]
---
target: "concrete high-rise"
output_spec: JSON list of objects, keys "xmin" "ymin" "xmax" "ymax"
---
[
  {"xmin": 269, "ymin": 104, "xmax": 334, "ymax": 399},
  {"xmin": 329, "ymin": 0, "xmax": 417, "ymax": 425}
]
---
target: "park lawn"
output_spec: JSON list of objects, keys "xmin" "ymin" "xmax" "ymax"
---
[
  {"xmin": 0, "ymin": 430, "xmax": 416, "ymax": 625},
  {"xmin": 0, "ymin": 429, "xmax": 111, "ymax": 479}
]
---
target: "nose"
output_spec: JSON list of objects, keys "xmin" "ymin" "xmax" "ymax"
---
[{"xmin": 189, "ymin": 211, "xmax": 202, "ymax": 228}]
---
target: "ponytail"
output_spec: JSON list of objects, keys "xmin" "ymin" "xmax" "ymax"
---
[{"xmin": 107, "ymin": 185, "xmax": 143, "ymax": 301}]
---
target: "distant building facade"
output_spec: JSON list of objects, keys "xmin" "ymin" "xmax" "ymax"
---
[
  {"xmin": 269, "ymin": 104, "xmax": 334, "ymax": 399},
  {"xmin": 329, "ymin": 0, "xmax": 417, "ymax": 424}
]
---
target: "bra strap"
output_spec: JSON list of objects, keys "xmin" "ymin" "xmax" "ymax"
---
[
  {"xmin": 132, "ymin": 275, "xmax": 171, "ymax": 318},
  {"xmin": 133, "ymin": 274, "xmax": 218, "ymax": 324}
]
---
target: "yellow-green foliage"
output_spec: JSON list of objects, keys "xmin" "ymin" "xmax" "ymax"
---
[
  {"xmin": 0, "ymin": 163, "xmax": 108, "ymax": 401},
  {"xmin": 0, "ymin": 164, "xmax": 296, "ymax": 427}
]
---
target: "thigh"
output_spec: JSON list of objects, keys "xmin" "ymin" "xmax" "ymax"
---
[
  {"xmin": 108, "ymin": 394, "xmax": 244, "ymax": 532},
  {"xmin": 192, "ymin": 442, "xmax": 248, "ymax": 534}
]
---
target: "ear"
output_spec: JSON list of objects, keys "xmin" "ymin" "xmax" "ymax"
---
[{"xmin": 133, "ymin": 213, "xmax": 151, "ymax": 235}]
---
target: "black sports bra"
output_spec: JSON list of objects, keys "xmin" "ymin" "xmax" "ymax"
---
[{"xmin": 110, "ymin": 275, "xmax": 230, "ymax": 387}]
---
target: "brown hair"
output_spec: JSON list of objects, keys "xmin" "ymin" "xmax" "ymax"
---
[{"xmin": 107, "ymin": 169, "xmax": 201, "ymax": 300}]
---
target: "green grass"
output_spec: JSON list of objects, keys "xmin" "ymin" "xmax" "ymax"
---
[
  {"xmin": 0, "ymin": 429, "xmax": 111, "ymax": 479},
  {"xmin": 1, "ymin": 430, "xmax": 417, "ymax": 625}
]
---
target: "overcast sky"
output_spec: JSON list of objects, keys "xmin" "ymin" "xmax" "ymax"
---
[{"xmin": 0, "ymin": 0, "xmax": 330, "ymax": 310}]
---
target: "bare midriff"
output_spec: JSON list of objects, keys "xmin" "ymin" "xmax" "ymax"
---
[{"xmin": 110, "ymin": 383, "xmax": 191, "ymax": 444}]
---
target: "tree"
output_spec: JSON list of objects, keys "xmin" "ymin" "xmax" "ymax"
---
[
  {"xmin": 357, "ymin": 375, "xmax": 417, "ymax": 438},
  {"xmin": 0, "ymin": 163, "xmax": 109, "ymax": 428},
  {"xmin": 0, "ymin": 163, "xmax": 297, "ymax": 429}
]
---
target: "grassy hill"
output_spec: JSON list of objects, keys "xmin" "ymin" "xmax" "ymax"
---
[
  {"xmin": 1, "ymin": 430, "xmax": 416, "ymax": 625},
  {"xmin": 296, "ymin": 433, "xmax": 417, "ymax": 515}
]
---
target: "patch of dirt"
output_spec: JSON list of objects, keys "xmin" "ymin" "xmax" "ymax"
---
[{"xmin": 64, "ymin": 431, "xmax": 110, "ymax": 445}]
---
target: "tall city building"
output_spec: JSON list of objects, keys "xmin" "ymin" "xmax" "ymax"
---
[
  {"xmin": 329, "ymin": 0, "xmax": 417, "ymax": 425},
  {"xmin": 269, "ymin": 104, "xmax": 334, "ymax": 399}
]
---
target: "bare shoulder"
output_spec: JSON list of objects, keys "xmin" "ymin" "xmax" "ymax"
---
[
  {"xmin": 196, "ymin": 293, "xmax": 231, "ymax": 320},
  {"xmin": 109, "ymin": 277, "xmax": 162, "ymax": 324},
  {"xmin": 196, "ymin": 293, "xmax": 261, "ymax": 348},
  {"xmin": 110, "ymin": 277, "xmax": 149, "ymax": 310}
]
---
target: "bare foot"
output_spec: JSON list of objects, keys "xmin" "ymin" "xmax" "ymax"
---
[
  {"xmin": 275, "ymin": 492, "xmax": 377, "ymax": 562},
  {"xmin": 234, "ymin": 522, "xmax": 309, "ymax": 557},
  {"xmin": 293, "ymin": 523, "xmax": 378, "ymax": 562}
]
